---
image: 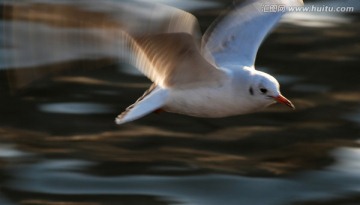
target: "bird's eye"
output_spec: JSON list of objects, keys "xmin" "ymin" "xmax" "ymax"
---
[
  {"xmin": 260, "ymin": 88, "xmax": 268, "ymax": 94},
  {"xmin": 249, "ymin": 87, "xmax": 254, "ymax": 95}
]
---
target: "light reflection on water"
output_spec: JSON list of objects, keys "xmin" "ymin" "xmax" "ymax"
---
[
  {"xmin": 39, "ymin": 102, "xmax": 115, "ymax": 114},
  {"xmin": 344, "ymin": 108, "xmax": 360, "ymax": 125},
  {"xmin": 0, "ymin": 144, "xmax": 31, "ymax": 158},
  {"xmin": 4, "ymin": 155, "xmax": 360, "ymax": 205},
  {"xmin": 149, "ymin": 0, "xmax": 222, "ymax": 11},
  {"xmin": 1, "ymin": 0, "xmax": 360, "ymax": 205},
  {"xmin": 331, "ymin": 147, "xmax": 360, "ymax": 174}
]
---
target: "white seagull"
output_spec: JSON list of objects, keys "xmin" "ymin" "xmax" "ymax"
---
[{"xmin": 116, "ymin": 0, "xmax": 302, "ymax": 125}]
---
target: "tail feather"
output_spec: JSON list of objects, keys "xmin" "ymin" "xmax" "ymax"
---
[{"xmin": 115, "ymin": 84, "xmax": 168, "ymax": 125}]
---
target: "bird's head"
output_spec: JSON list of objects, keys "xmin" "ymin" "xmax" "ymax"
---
[{"xmin": 249, "ymin": 70, "xmax": 295, "ymax": 110}]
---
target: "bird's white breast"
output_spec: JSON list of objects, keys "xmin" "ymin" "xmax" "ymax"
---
[{"xmin": 163, "ymin": 69, "xmax": 259, "ymax": 117}]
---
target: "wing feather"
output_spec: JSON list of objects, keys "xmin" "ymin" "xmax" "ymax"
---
[
  {"xmin": 202, "ymin": 0, "xmax": 304, "ymax": 67},
  {"xmin": 133, "ymin": 33, "xmax": 226, "ymax": 88},
  {"xmin": 5, "ymin": 0, "xmax": 227, "ymax": 89}
]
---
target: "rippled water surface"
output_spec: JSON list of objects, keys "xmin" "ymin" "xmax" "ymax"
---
[{"xmin": 1, "ymin": 0, "xmax": 360, "ymax": 204}]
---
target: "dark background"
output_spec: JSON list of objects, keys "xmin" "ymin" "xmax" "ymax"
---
[{"xmin": 0, "ymin": 0, "xmax": 359, "ymax": 204}]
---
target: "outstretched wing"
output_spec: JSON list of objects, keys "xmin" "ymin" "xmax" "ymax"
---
[
  {"xmin": 115, "ymin": 84, "xmax": 168, "ymax": 125},
  {"xmin": 3, "ymin": 0, "xmax": 224, "ymax": 90},
  {"xmin": 112, "ymin": 2, "xmax": 226, "ymax": 88},
  {"xmin": 202, "ymin": 0, "xmax": 304, "ymax": 68},
  {"xmin": 130, "ymin": 33, "xmax": 227, "ymax": 88},
  {"xmin": 3, "ymin": 0, "xmax": 202, "ymax": 66}
]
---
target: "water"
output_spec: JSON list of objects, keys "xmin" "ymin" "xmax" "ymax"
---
[{"xmin": 1, "ymin": 0, "xmax": 360, "ymax": 204}]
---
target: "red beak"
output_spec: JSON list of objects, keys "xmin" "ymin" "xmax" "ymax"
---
[{"xmin": 274, "ymin": 95, "xmax": 295, "ymax": 110}]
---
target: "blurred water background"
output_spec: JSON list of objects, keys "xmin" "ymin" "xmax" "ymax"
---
[{"xmin": 0, "ymin": 0, "xmax": 360, "ymax": 204}]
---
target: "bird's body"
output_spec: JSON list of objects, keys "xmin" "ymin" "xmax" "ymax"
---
[
  {"xmin": 164, "ymin": 67, "xmax": 265, "ymax": 118},
  {"xmin": 115, "ymin": 0, "xmax": 302, "ymax": 125}
]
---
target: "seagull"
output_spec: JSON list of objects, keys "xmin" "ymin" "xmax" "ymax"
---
[{"xmin": 115, "ymin": 0, "xmax": 302, "ymax": 125}]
